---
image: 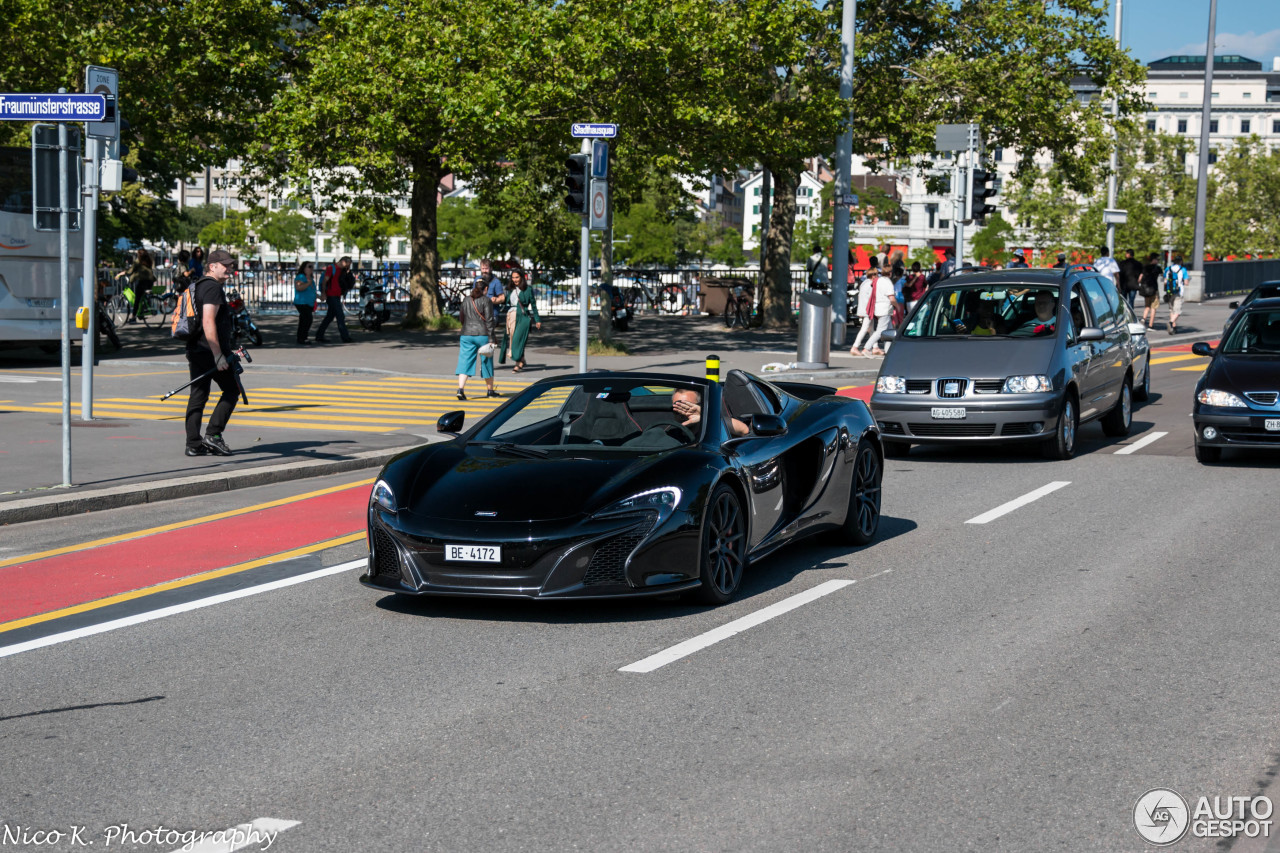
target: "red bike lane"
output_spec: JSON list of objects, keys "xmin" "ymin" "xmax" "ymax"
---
[{"xmin": 0, "ymin": 482, "xmax": 370, "ymax": 629}]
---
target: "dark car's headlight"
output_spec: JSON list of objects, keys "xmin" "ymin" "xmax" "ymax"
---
[
  {"xmin": 371, "ymin": 479, "xmax": 397, "ymax": 513},
  {"xmin": 1197, "ymin": 389, "xmax": 1247, "ymax": 408},
  {"xmin": 1003, "ymin": 375, "xmax": 1052, "ymax": 394},
  {"xmin": 595, "ymin": 487, "xmax": 682, "ymax": 520},
  {"xmin": 875, "ymin": 376, "xmax": 908, "ymax": 394}
]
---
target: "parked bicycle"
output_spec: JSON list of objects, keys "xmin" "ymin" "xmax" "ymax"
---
[{"xmin": 724, "ymin": 283, "xmax": 753, "ymax": 329}]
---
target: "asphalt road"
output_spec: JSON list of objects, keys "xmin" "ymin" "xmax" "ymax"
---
[{"xmin": 2, "ymin": 352, "xmax": 1279, "ymax": 853}]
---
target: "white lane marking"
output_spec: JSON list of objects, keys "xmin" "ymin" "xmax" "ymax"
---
[
  {"xmin": 1114, "ymin": 430, "xmax": 1169, "ymax": 455},
  {"xmin": 165, "ymin": 817, "xmax": 300, "ymax": 853},
  {"xmin": 0, "ymin": 559, "xmax": 366, "ymax": 660},
  {"xmin": 620, "ymin": 573, "xmax": 890, "ymax": 673},
  {"xmin": 965, "ymin": 481, "xmax": 1071, "ymax": 525},
  {"xmin": 992, "ymin": 698, "xmax": 1013, "ymax": 713}
]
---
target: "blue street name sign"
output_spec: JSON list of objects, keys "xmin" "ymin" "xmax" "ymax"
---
[
  {"xmin": 571, "ymin": 122, "xmax": 618, "ymax": 138},
  {"xmin": 0, "ymin": 93, "xmax": 107, "ymax": 122}
]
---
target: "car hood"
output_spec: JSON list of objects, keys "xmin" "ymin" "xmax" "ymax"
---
[
  {"xmin": 399, "ymin": 444, "xmax": 708, "ymax": 522},
  {"xmin": 882, "ymin": 337, "xmax": 1057, "ymax": 379},
  {"xmin": 1209, "ymin": 354, "xmax": 1280, "ymax": 394}
]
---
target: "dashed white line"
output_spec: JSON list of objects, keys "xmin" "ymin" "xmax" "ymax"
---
[
  {"xmin": 0, "ymin": 559, "xmax": 367, "ymax": 660},
  {"xmin": 965, "ymin": 481, "xmax": 1071, "ymax": 525},
  {"xmin": 1114, "ymin": 431, "xmax": 1169, "ymax": 455},
  {"xmin": 620, "ymin": 572, "xmax": 891, "ymax": 673},
  {"xmin": 166, "ymin": 817, "xmax": 299, "ymax": 853}
]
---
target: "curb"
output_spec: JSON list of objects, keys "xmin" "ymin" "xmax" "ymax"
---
[{"xmin": 0, "ymin": 445, "xmax": 421, "ymax": 526}]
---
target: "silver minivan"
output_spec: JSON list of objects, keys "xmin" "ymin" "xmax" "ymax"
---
[{"xmin": 869, "ymin": 267, "xmax": 1150, "ymax": 459}]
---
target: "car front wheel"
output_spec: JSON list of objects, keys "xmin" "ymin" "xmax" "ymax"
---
[
  {"xmin": 842, "ymin": 438, "xmax": 882, "ymax": 545},
  {"xmin": 1042, "ymin": 394, "xmax": 1078, "ymax": 460},
  {"xmin": 692, "ymin": 484, "xmax": 748, "ymax": 605}
]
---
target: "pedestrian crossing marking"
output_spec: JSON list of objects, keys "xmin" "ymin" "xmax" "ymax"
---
[{"xmin": 1149, "ymin": 353, "xmax": 1208, "ymax": 365}]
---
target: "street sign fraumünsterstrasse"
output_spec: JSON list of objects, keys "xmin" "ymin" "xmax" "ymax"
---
[
  {"xmin": 0, "ymin": 93, "xmax": 106, "ymax": 122},
  {"xmin": 572, "ymin": 123, "xmax": 618, "ymax": 138}
]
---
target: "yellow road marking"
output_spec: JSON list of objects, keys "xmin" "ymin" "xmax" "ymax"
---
[
  {"xmin": 1173, "ymin": 365, "xmax": 1209, "ymax": 372},
  {"xmin": 1150, "ymin": 353, "xmax": 1208, "ymax": 365},
  {"xmin": 0, "ymin": 478, "xmax": 374, "ymax": 570},
  {"xmin": 0, "ymin": 532, "xmax": 365, "ymax": 635}
]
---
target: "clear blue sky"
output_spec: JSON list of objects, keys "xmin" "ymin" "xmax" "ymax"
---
[{"xmin": 1120, "ymin": 0, "xmax": 1280, "ymax": 66}]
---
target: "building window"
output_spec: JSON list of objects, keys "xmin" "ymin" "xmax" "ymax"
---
[
  {"xmin": 1180, "ymin": 91, "xmax": 1189, "ymax": 98},
  {"xmin": 1273, "ymin": 119, "xmax": 1280, "ymax": 133},
  {"xmin": 994, "ymin": 147, "xmax": 1004, "ymax": 161},
  {"xmin": 1244, "ymin": 91, "xmax": 1253, "ymax": 99},
  {"xmin": 1212, "ymin": 92, "xmax": 1219, "ymax": 99},
  {"xmin": 754, "ymin": 187, "xmax": 761, "ymax": 197},
  {"xmin": 1178, "ymin": 119, "xmax": 1188, "ymax": 133},
  {"xmin": 397, "ymin": 240, "xmax": 407, "ymax": 255},
  {"xmin": 1210, "ymin": 119, "xmax": 1219, "ymax": 133},
  {"xmin": 1208, "ymin": 149, "xmax": 1218, "ymax": 165},
  {"xmin": 323, "ymin": 238, "xmax": 332, "ymax": 253},
  {"xmin": 752, "ymin": 204, "xmax": 759, "ymax": 215},
  {"xmin": 1241, "ymin": 119, "xmax": 1251, "ymax": 133},
  {"xmin": 1147, "ymin": 119, "xmax": 1157, "ymax": 132}
]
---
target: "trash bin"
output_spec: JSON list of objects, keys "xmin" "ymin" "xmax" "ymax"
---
[{"xmin": 796, "ymin": 291, "xmax": 832, "ymax": 369}]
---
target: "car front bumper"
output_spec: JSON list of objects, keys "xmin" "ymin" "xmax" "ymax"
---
[
  {"xmin": 870, "ymin": 391, "xmax": 1062, "ymax": 443},
  {"xmin": 1193, "ymin": 407, "xmax": 1280, "ymax": 449}
]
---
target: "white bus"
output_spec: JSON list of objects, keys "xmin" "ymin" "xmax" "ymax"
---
[{"xmin": 0, "ymin": 145, "xmax": 84, "ymax": 346}]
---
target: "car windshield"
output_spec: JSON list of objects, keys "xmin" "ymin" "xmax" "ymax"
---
[
  {"xmin": 901, "ymin": 283, "xmax": 1060, "ymax": 339},
  {"xmin": 1221, "ymin": 309, "xmax": 1280, "ymax": 355},
  {"xmin": 1244, "ymin": 284, "xmax": 1280, "ymax": 305},
  {"xmin": 473, "ymin": 380, "xmax": 705, "ymax": 452}
]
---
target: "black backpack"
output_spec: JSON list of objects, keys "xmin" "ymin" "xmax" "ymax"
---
[{"xmin": 339, "ymin": 268, "xmax": 357, "ymax": 295}]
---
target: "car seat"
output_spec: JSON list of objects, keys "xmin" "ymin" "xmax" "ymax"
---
[{"xmin": 565, "ymin": 394, "xmax": 643, "ymax": 444}]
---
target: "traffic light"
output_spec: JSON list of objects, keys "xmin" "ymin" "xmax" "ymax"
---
[
  {"xmin": 564, "ymin": 154, "xmax": 588, "ymax": 215},
  {"xmin": 970, "ymin": 169, "xmax": 998, "ymax": 223}
]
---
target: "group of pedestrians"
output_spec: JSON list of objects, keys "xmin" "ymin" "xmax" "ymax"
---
[
  {"xmin": 455, "ymin": 259, "xmax": 541, "ymax": 400},
  {"xmin": 846, "ymin": 249, "xmax": 928, "ymax": 357},
  {"xmin": 1092, "ymin": 246, "xmax": 1189, "ymax": 334},
  {"xmin": 292, "ymin": 256, "xmax": 355, "ymax": 345}
]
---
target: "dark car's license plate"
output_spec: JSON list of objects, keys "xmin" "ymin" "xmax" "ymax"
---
[
  {"xmin": 931, "ymin": 407, "xmax": 966, "ymax": 420},
  {"xmin": 1266, "ymin": 419, "xmax": 1280, "ymax": 432},
  {"xmin": 445, "ymin": 544, "xmax": 502, "ymax": 562}
]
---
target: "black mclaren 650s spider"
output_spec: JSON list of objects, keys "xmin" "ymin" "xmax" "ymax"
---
[{"xmin": 361, "ymin": 369, "xmax": 883, "ymax": 605}]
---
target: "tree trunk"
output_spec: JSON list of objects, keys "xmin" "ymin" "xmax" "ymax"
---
[
  {"xmin": 406, "ymin": 156, "xmax": 444, "ymax": 327},
  {"xmin": 760, "ymin": 168, "xmax": 798, "ymax": 328},
  {"xmin": 598, "ymin": 225, "xmax": 614, "ymax": 344}
]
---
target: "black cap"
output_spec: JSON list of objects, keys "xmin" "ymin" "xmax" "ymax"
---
[{"xmin": 207, "ymin": 249, "xmax": 237, "ymax": 269}]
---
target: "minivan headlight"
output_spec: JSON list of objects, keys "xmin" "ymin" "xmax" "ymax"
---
[
  {"xmin": 1003, "ymin": 375, "xmax": 1052, "ymax": 394},
  {"xmin": 1197, "ymin": 389, "xmax": 1247, "ymax": 408},
  {"xmin": 876, "ymin": 376, "xmax": 908, "ymax": 394}
]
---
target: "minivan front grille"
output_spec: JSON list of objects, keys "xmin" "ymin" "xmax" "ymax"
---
[
  {"xmin": 905, "ymin": 380, "xmax": 932, "ymax": 394},
  {"xmin": 936, "ymin": 378, "xmax": 968, "ymax": 398},
  {"xmin": 973, "ymin": 380, "xmax": 1004, "ymax": 394},
  {"xmin": 908, "ymin": 422, "xmax": 996, "ymax": 437}
]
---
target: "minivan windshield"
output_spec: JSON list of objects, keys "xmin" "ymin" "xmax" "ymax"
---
[
  {"xmin": 1221, "ymin": 309, "xmax": 1280, "ymax": 355},
  {"xmin": 901, "ymin": 283, "xmax": 1060, "ymax": 339}
]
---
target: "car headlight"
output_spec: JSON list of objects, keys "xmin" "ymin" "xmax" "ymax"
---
[
  {"xmin": 1003, "ymin": 375, "xmax": 1053, "ymax": 394},
  {"xmin": 371, "ymin": 479, "xmax": 397, "ymax": 512},
  {"xmin": 1197, "ymin": 388, "xmax": 1247, "ymax": 408},
  {"xmin": 876, "ymin": 375, "xmax": 908, "ymax": 394},
  {"xmin": 596, "ymin": 486, "xmax": 682, "ymax": 518}
]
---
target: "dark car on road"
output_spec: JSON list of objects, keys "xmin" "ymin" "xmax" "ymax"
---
[
  {"xmin": 870, "ymin": 267, "xmax": 1150, "ymax": 460},
  {"xmin": 1192, "ymin": 298, "xmax": 1280, "ymax": 463},
  {"xmin": 1224, "ymin": 281, "xmax": 1280, "ymax": 332},
  {"xmin": 362, "ymin": 370, "xmax": 884, "ymax": 606}
]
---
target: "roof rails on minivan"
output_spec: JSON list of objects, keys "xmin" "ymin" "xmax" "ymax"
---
[{"xmin": 1061, "ymin": 263, "xmax": 1095, "ymax": 278}]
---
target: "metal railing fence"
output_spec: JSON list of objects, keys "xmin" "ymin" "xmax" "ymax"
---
[{"xmin": 1203, "ymin": 259, "xmax": 1280, "ymax": 298}]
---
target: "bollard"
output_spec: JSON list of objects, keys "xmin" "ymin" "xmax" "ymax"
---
[{"xmin": 706, "ymin": 354, "xmax": 720, "ymax": 383}]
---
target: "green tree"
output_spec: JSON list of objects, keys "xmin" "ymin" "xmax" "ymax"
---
[
  {"xmin": 335, "ymin": 203, "xmax": 406, "ymax": 264},
  {"xmin": 254, "ymin": 209, "xmax": 314, "ymax": 265},
  {"xmin": 1204, "ymin": 137, "xmax": 1280, "ymax": 257},
  {"xmin": 198, "ymin": 213, "xmax": 255, "ymax": 256},
  {"xmin": 174, "ymin": 204, "xmax": 226, "ymax": 247},
  {"xmin": 971, "ymin": 212, "xmax": 1015, "ymax": 265}
]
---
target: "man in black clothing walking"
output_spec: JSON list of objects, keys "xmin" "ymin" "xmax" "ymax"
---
[
  {"xmin": 1118, "ymin": 249, "xmax": 1144, "ymax": 308},
  {"xmin": 184, "ymin": 249, "xmax": 239, "ymax": 457}
]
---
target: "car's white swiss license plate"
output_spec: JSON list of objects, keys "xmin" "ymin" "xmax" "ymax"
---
[
  {"xmin": 1266, "ymin": 419, "xmax": 1280, "ymax": 432},
  {"xmin": 931, "ymin": 407, "xmax": 967, "ymax": 420},
  {"xmin": 445, "ymin": 544, "xmax": 502, "ymax": 563}
]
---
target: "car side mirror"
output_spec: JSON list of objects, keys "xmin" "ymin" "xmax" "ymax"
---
[
  {"xmin": 1229, "ymin": 301, "xmax": 1240, "ymax": 309},
  {"xmin": 1078, "ymin": 327, "xmax": 1105, "ymax": 342},
  {"xmin": 437, "ymin": 410, "xmax": 465, "ymax": 433},
  {"xmin": 1191, "ymin": 342, "xmax": 1215, "ymax": 357},
  {"xmin": 750, "ymin": 414, "xmax": 787, "ymax": 437},
  {"xmin": 1127, "ymin": 322, "xmax": 1147, "ymax": 336},
  {"xmin": 878, "ymin": 329, "xmax": 897, "ymax": 341}
]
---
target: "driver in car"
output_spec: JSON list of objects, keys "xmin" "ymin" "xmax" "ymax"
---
[
  {"xmin": 1016, "ymin": 291, "xmax": 1057, "ymax": 336},
  {"xmin": 672, "ymin": 389, "xmax": 749, "ymax": 437}
]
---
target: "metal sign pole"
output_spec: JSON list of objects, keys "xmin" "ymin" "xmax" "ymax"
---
[
  {"xmin": 831, "ymin": 0, "xmax": 857, "ymax": 347},
  {"xmin": 81, "ymin": 135, "xmax": 98, "ymax": 417},
  {"xmin": 57, "ymin": 109, "xmax": 72, "ymax": 486},
  {"xmin": 578, "ymin": 138, "xmax": 590, "ymax": 374}
]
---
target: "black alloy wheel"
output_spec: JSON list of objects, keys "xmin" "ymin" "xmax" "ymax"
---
[
  {"xmin": 693, "ymin": 484, "xmax": 748, "ymax": 605},
  {"xmin": 1042, "ymin": 393, "xmax": 1078, "ymax": 460},
  {"xmin": 1133, "ymin": 354, "xmax": 1151, "ymax": 402},
  {"xmin": 249, "ymin": 322, "xmax": 263, "ymax": 347},
  {"xmin": 842, "ymin": 438, "xmax": 882, "ymax": 545},
  {"xmin": 1101, "ymin": 377, "xmax": 1133, "ymax": 437}
]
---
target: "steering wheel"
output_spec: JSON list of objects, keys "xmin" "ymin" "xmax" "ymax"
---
[{"xmin": 651, "ymin": 422, "xmax": 694, "ymax": 443}]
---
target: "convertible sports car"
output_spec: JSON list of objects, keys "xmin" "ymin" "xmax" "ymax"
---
[{"xmin": 361, "ymin": 370, "xmax": 883, "ymax": 605}]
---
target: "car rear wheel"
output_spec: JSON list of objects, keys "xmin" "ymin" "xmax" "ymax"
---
[
  {"xmin": 882, "ymin": 440, "xmax": 911, "ymax": 458},
  {"xmin": 1195, "ymin": 442, "xmax": 1222, "ymax": 464},
  {"xmin": 842, "ymin": 438, "xmax": 882, "ymax": 546},
  {"xmin": 1042, "ymin": 394, "xmax": 1078, "ymax": 460},
  {"xmin": 692, "ymin": 484, "xmax": 748, "ymax": 605},
  {"xmin": 1101, "ymin": 377, "xmax": 1133, "ymax": 437},
  {"xmin": 1133, "ymin": 355, "xmax": 1151, "ymax": 402}
]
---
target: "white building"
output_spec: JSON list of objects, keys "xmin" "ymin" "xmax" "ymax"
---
[{"xmin": 738, "ymin": 169, "xmax": 827, "ymax": 253}]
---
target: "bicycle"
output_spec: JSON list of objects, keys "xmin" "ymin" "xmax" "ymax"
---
[
  {"xmin": 723, "ymin": 283, "xmax": 753, "ymax": 329},
  {"xmin": 135, "ymin": 284, "xmax": 178, "ymax": 328}
]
